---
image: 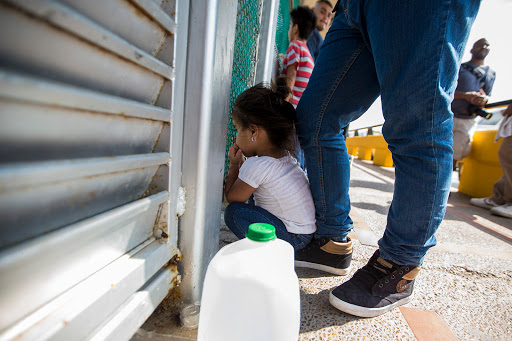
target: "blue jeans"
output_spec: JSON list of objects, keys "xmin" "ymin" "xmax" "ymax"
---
[
  {"xmin": 296, "ymin": 0, "xmax": 480, "ymax": 266},
  {"xmin": 224, "ymin": 202, "xmax": 313, "ymax": 250}
]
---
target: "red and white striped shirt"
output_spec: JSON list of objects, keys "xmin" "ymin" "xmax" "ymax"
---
[{"xmin": 282, "ymin": 40, "xmax": 314, "ymax": 108}]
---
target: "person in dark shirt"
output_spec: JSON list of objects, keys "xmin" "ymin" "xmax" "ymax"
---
[
  {"xmin": 306, "ymin": 0, "xmax": 333, "ymax": 62},
  {"xmin": 451, "ymin": 38, "xmax": 496, "ymax": 170}
]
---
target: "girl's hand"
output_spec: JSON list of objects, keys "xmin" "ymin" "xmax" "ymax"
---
[
  {"xmin": 224, "ymin": 143, "xmax": 254, "ymax": 203},
  {"xmin": 228, "ymin": 143, "xmax": 243, "ymax": 167}
]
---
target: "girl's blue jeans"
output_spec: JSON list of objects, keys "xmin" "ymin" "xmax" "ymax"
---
[
  {"xmin": 224, "ymin": 202, "xmax": 313, "ymax": 250},
  {"xmin": 296, "ymin": 0, "xmax": 480, "ymax": 266}
]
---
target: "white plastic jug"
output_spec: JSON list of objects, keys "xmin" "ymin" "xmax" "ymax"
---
[{"xmin": 197, "ymin": 223, "xmax": 300, "ymax": 341}]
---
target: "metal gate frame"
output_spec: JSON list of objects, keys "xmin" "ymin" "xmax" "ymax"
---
[
  {"xmin": 0, "ymin": 0, "xmax": 189, "ymax": 339},
  {"xmin": 0, "ymin": 0, "xmax": 280, "ymax": 338},
  {"xmin": 177, "ymin": 0, "xmax": 279, "ymax": 323},
  {"xmin": 178, "ymin": 0, "xmax": 238, "ymax": 310}
]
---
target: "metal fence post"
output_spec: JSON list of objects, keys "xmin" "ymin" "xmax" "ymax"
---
[
  {"xmin": 255, "ymin": 0, "xmax": 280, "ymax": 83},
  {"xmin": 178, "ymin": 0, "xmax": 238, "ymax": 318}
]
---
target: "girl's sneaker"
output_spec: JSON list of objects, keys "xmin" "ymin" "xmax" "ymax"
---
[{"xmin": 294, "ymin": 237, "xmax": 352, "ymax": 275}]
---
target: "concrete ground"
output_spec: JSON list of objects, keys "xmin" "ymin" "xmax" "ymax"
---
[{"xmin": 133, "ymin": 158, "xmax": 512, "ymax": 341}]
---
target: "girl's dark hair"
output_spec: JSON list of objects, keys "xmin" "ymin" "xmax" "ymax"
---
[{"xmin": 233, "ymin": 76, "xmax": 297, "ymax": 152}]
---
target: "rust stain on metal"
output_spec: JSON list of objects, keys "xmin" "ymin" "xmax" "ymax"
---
[
  {"xmin": 160, "ymin": 254, "xmax": 183, "ymax": 304},
  {"xmin": 136, "ymin": 252, "xmax": 184, "ymax": 335},
  {"xmin": 167, "ymin": 253, "xmax": 182, "ymax": 265},
  {"xmin": 156, "ymin": 221, "xmax": 168, "ymax": 231},
  {"xmin": 160, "ymin": 279, "xmax": 182, "ymax": 309},
  {"xmin": 131, "ymin": 5, "xmax": 148, "ymax": 19}
]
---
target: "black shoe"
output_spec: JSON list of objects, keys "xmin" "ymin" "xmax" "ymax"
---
[
  {"xmin": 329, "ymin": 250, "xmax": 420, "ymax": 318},
  {"xmin": 294, "ymin": 237, "xmax": 352, "ymax": 275}
]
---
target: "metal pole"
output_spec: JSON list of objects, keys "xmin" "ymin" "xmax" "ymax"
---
[
  {"xmin": 178, "ymin": 0, "xmax": 238, "ymax": 322},
  {"xmin": 255, "ymin": 0, "xmax": 279, "ymax": 84}
]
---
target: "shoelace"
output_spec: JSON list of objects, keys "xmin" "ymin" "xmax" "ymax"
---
[
  {"xmin": 356, "ymin": 257, "xmax": 412, "ymax": 288},
  {"xmin": 357, "ymin": 261, "xmax": 392, "ymax": 283}
]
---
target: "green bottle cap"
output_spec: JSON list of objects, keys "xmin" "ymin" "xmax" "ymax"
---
[{"xmin": 246, "ymin": 223, "xmax": 276, "ymax": 242}]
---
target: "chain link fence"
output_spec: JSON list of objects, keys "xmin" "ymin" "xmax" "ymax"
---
[{"xmin": 224, "ymin": 0, "xmax": 299, "ymax": 177}]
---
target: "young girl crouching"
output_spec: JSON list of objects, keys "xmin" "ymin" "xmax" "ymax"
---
[{"xmin": 224, "ymin": 80, "xmax": 316, "ymax": 250}]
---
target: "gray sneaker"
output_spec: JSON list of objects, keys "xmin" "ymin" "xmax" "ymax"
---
[
  {"xmin": 469, "ymin": 197, "xmax": 499, "ymax": 210},
  {"xmin": 490, "ymin": 204, "xmax": 512, "ymax": 218}
]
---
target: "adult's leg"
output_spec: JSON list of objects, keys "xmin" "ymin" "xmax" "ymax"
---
[
  {"xmin": 491, "ymin": 177, "xmax": 509, "ymax": 205},
  {"xmin": 296, "ymin": 10, "xmax": 380, "ymax": 241},
  {"xmin": 496, "ymin": 136, "xmax": 512, "ymax": 204},
  {"xmin": 328, "ymin": 0, "xmax": 480, "ymax": 317},
  {"xmin": 490, "ymin": 136, "xmax": 512, "ymax": 217},
  {"xmin": 294, "ymin": 8, "xmax": 380, "ymax": 275},
  {"xmin": 363, "ymin": 0, "xmax": 480, "ymax": 266},
  {"xmin": 224, "ymin": 202, "xmax": 312, "ymax": 250},
  {"xmin": 453, "ymin": 117, "xmax": 479, "ymax": 161}
]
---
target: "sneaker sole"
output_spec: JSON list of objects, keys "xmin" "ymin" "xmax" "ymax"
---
[
  {"xmin": 490, "ymin": 209, "xmax": 512, "ymax": 218},
  {"xmin": 294, "ymin": 261, "xmax": 351, "ymax": 276},
  {"xmin": 469, "ymin": 201, "xmax": 495, "ymax": 210},
  {"xmin": 329, "ymin": 291, "xmax": 411, "ymax": 318}
]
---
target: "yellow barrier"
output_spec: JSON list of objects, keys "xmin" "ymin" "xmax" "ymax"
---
[
  {"xmin": 346, "ymin": 136, "xmax": 361, "ymax": 157},
  {"xmin": 459, "ymin": 130, "xmax": 503, "ymax": 198},
  {"xmin": 346, "ymin": 131, "xmax": 504, "ymax": 196},
  {"xmin": 346, "ymin": 135, "xmax": 393, "ymax": 167}
]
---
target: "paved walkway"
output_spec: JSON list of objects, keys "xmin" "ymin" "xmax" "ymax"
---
[{"xmin": 134, "ymin": 159, "xmax": 512, "ymax": 341}]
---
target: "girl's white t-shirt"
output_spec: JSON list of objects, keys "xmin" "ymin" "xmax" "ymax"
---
[{"xmin": 238, "ymin": 155, "xmax": 316, "ymax": 235}]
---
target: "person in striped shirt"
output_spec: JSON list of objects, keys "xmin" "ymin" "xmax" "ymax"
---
[{"xmin": 283, "ymin": 6, "xmax": 316, "ymax": 108}]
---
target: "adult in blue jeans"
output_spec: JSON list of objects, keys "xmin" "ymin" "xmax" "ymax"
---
[{"xmin": 294, "ymin": 0, "xmax": 481, "ymax": 317}]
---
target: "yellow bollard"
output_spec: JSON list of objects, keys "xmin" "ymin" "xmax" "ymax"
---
[
  {"xmin": 458, "ymin": 130, "xmax": 503, "ymax": 198},
  {"xmin": 373, "ymin": 148, "xmax": 394, "ymax": 167},
  {"xmin": 358, "ymin": 147, "xmax": 373, "ymax": 160},
  {"xmin": 346, "ymin": 136, "xmax": 360, "ymax": 156},
  {"xmin": 369, "ymin": 135, "xmax": 393, "ymax": 167},
  {"xmin": 346, "ymin": 135, "xmax": 393, "ymax": 167}
]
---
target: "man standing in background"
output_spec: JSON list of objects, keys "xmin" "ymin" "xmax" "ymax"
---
[
  {"xmin": 451, "ymin": 38, "xmax": 496, "ymax": 170},
  {"xmin": 306, "ymin": 0, "xmax": 333, "ymax": 62}
]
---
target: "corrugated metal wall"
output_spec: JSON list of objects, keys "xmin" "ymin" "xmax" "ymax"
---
[{"xmin": 0, "ymin": 0, "xmax": 186, "ymax": 339}]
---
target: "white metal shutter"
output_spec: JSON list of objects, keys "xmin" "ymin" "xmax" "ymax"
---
[{"xmin": 0, "ymin": 0, "xmax": 187, "ymax": 339}]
